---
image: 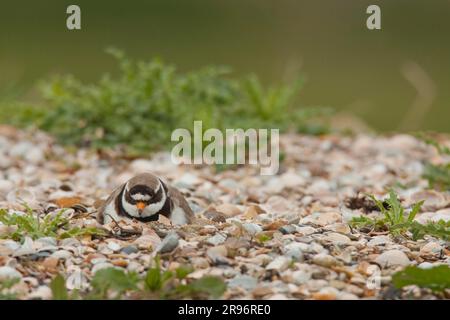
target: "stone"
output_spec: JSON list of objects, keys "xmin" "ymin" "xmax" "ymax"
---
[
  {"xmin": 13, "ymin": 237, "xmax": 35, "ymax": 256},
  {"xmin": 283, "ymin": 243, "xmax": 304, "ymax": 261},
  {"xmin": 120, "ymin": 245, "xmax": 139, "ymax": 255},
  {"xmin": 368, "ymin": 236, "xmax": 392, "ymax": 247},
  {"xmin": 0, "ymin": 180, "xmax": 14, "ymax": 196},
  {"xmin": 203, "ymin": 210, "xmax": 226, "ymax": 223},
  {"xmin": 420, "ymin": 242, "xmax": 442, "ymax": 256},
  {"xmin": 206, "ymin": 233, "xmax": 227, "ymax": 246},
  {"xmin": 326, "ymin": 223, "xmax": 351, "ymax": 234},
  {"xmin": 312, "ymin": 254, "xmax": 339, "ymax": 268},
  {"xmin": 0, "ymin": 266, "xmax": 22, "ymax": 280},
  {"xmin": 279, "ymin": 225, "xmax": 297, "ymax": 235},
  {"xmin": 322, "ymin": 232, "xmax": 351, "ymax": 245},
  {"xmin": 42, "ymin": 257, "xmax": 59, "ymax": 271},
  {"xmin": 107, "ymin": 241, "xmax": 121, "ymax": 252},
  {"xmin": 242, "ymin": 223, "xmax": 263, "ymax": 235},
  {"xmin": 266, "ymin": 256, "xmax": 290, "ymax": 272},
  {"xmin": 51, "ymin": 250, "xmax": 72, "ymax": 260},
  {"xmin": 215, "ymin": 204, "xmax": 242, "ymax": 218},
  {"xmin": 156, "ymin": 232, "xmax": 179, "ymax": 253},
  {"xmin": 134, "ymin": 232, "xmax": 161, "ymax": 250},
  {"xmin": 302, "ymin": 211, "xmax": 341, "ymax": 227},
  {"xmin": 191, "ymin": 257, "xmax": 210, "ymax": 269},
  {"xmin": 409, "ymin": 190, "xmax": 447, "ymax": 211},
  {"xmin": 91, "ymin": 262, "xmax": 115, "ymax": 274},
  {"xmin": 291, "ymin": 270, "xmax": 311, "ymax": 285},
  {"xmin": 375, "ymin": 250, "xmax": 411, "ymax": 268},
  {"xmin": 228, "ymin": 275, "xmax": 258, "ymax": 291},
  {"xmin": 312, "ymin": 287, "xmax": 339, "ymax": 300},
  {"xmin": 206, "ymin": 245, "xmax": 228, "ymax": 264}
]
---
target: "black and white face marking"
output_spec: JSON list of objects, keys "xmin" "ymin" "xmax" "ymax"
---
[{"xmin": 122, "ymin": 181, "xmax": 166, "ymax": 218}]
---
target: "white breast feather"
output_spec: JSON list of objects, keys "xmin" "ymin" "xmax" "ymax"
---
[{"xmin": 170, "ymin": 206, "xmax": 187, "ymax": 225}]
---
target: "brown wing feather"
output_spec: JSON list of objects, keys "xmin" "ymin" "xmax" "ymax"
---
[
  {"xmin": 167, "ymin": 185, "xmax": 195, "ymax": 223},
  {"xmin": 96, "ymin": 183, "xmax": 125, "ymax": 224}
]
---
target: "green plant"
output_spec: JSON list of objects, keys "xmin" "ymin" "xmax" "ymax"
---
[
  {"xmin": 0, "ymin": 208, "xmax": 106, "ymax": 241},
  {"xmin": 370, "ymin": 190, "xmax": 423, "ymax": 231},
  {"xmin": 349, "ymin": 190, "xmax": 450, "ymax": 241},
  {"xmin": 0, "ymin": 49, "xmax": 330, "ymax": 156},
  {"xmin": 392, "ymin": 265, "xmax": 450, "ymax": 293},
  {"xmin": 50, "ymin": 257, "xmax": 226, "ymax": 300},
  {"xmin": 405, "ymin": 220, "xmax": 450, "ymax": 241},
  {"xmin": 423, "ymin": 163, "xmax": 450, "ymax": 190},
  {"xmin": 0, "ymin": 278, "xmax": 20, "ymax": 300},
  {"xmin": 416, "ymin": 132, "xmax": 450, "ymax": 190}
]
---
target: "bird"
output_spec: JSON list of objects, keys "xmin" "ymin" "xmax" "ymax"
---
[{"xmin": 96, "ymin": 172, "xmax": 195, "ymax": 226}]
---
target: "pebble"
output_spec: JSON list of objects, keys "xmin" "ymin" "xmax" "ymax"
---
[
  {"xmin": 13, "ymin": 237, "xmax": 35, "ymax": 256},
  {"xmin": 279, "ymin": 225, "xmax": 297, "ymax": 235},
  {"xmin": 156, "ymin": 231, "xmax": 180, "ymax": 253},
  {"xmin": 375, "ymin": 250, "xmax": 411, "ymax": 268},
  {"xmin": 303, "ymin": 211, "xmax": 341, "ymax": 226},
  {"xmin": 228, "ymin": 275, "xmax": 258, "ymax": 291},
  {"xmin": 420, "ymin": 242, "xmax": 442, "ymax": 256},
  {"xmin": 191, "ymin": 257, "xmax": 210, "ymax": 269},
  {"xmin": 134, "ymin": 233, "xmax": 161, "ymax": 250},
  {"xmin": 120, "ymin": 245, "xmax": 139, "ymax": 255},
  {"xmin": 51, "ymin": 250, "xmax": 72, "ymax": 260},
  {"xmin": 418, "ymin": 262, "xmax": 436, "ymax": 270},
  {"xmin": 266, "ymin": 256, "xmax": 290, "ymax": 272},
  {"xmin": 242, "ymin": 223, "xmax": 263, "ymax": 235},
  {"xmin": 0, "ymin": 179, "xmax": 14, "ymax": 195},
  {"xmin": 322, "ymin": 232, "xmax": 351, "ymax": 245},
  {"xmin": 312, "ymin": 254, "xmax": 339, "ymax": 268},
  {"xmin": 291, "ymin": 270, "xmax": 311, "ymax": 285},
  {"xmin": 91, "ymin": 262, "xmax": 115, "ymax": 274},
  {"xmin": 29, "ymin": 286, "xmax": 52, "ymax": 300},
  {"xmin": 215, "ymin": 204, "xmax": 242, "ymax": 217},
  {"xmin": 0, "ymin": 266, "xmax": 22, "ymax": 280},
  {"xmin": 283, "ymin": 243, "xmax": 304, "ymax": 261},
  {"xmin": 207, "ymin": 245, "xmax": 228, "ymax": 264},
  {"xmin": 368, "ymin": 235, "xmax": 392, "ymax": 247},
  {"xmin": 409, "ymin": 190, "xmax": 447, "ymax": 211},
  {"xmin": 107, "ymin": 241, "xmax": 121, "ymax": 252},
  {"xmin": 42, "ymin": 257, "xmax": 59, "ymax": 270},
  {"xmin": 206, "ymin": 233, "xmax": 227, "ymax": 246},
  {"xmin": 203, "ymin": 210, "xmax": 226, "ymax": 223},
  {"xmin": 296, "ymin": 226, "xmax": 317, "ymax": 236}
]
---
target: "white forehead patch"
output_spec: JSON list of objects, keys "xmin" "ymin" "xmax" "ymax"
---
[{"xmin": 132, "ymin": 193, "xmax": 151, "ymax": 201}]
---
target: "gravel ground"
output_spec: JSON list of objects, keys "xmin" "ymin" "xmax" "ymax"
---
[{"xmin": 0, "ymin": 125, "xmax": 449, "ymax": 300}]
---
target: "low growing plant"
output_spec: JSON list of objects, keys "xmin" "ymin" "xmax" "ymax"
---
[
  {"xmin": 349, "ymin": 190, "xmax": 449, "ymax": 241},
  {"xmin": 0, "ymin": 207, "xmax": 106, "ymax": 241},
  {"xmin": 50, "ymin": 256, "xmax": 226, "ymax": 300},
  {"xmin": 392, "ymin": 265, "xmax": 450, "ymax": 293},
  {"xmin": 416, "ymin": 132, "xmax": 450, "ymax": 190},
  {"xmin": 0, "ymin": 49, "xmax": 331, "ymax": 156}
]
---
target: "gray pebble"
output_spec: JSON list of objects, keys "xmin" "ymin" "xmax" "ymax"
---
[
  {"xmin": 228, "ymin": 275, "xmax": 258, "ymax": 291},
  {"xmin": 157, "ymin": 231, "xmax": 180, "ymax": 253},
  {"xmin": 121, "ymin": 245, "xmax": 139, "ymax": 255}
]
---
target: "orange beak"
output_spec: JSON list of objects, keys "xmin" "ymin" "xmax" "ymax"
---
[{"xmin": 136, "ymin": 202, "xmax": 146, "ymax": 213}]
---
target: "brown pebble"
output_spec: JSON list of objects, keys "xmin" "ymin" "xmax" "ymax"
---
[{"xmin": 112, "ymin": 259, "xmax": 128, "ymax": 267}]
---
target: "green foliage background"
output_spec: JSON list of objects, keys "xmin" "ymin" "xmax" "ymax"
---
[{"xmin": 0, "ymin": 49, "xmax": 330, "ymax": 155}]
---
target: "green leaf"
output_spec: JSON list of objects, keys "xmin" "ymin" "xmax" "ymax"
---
[
  {"xmin": 407, "ymin": 200, "xmax": 424, "ymax": 223},
  {"xmin": 175, "ymin": 265, "xmax": 193, "ymax": 280},
  {"xmin": 144, "ymin": 257, "xmax": 162, "ymax": 291},
  {"xmin": 392, "ymin": 265, "xmax": 450, "ymax": 292},
  {"xmin": 50, "ymin": 274, "xmax": 68, "ymax": 300},
  {"xmin": 187, "ymin": 276, "xmax": 227, "ymax": 299},
  {"xmin": 91, "ymin": 268, "xmax": 139, "ymax": 295}
]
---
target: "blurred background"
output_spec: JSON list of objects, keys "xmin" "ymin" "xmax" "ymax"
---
[{"xmin": 1, "ymin": 0, "xmax": 449, "ymax": 132}]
